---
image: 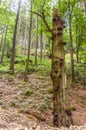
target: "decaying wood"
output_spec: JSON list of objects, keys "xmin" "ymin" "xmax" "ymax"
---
[{"xmin": 51, "ymin": 8, "xmax": 73, "ymax": 127}]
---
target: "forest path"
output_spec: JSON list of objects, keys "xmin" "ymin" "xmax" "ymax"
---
[{"xmin": 0, "ymin": 73, "xmax": 86, "ymax": 130}]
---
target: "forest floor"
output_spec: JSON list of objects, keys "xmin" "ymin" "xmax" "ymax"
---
[{"xmin": 0, "ymin": 72, "xmax": 86, "ymax": 130}]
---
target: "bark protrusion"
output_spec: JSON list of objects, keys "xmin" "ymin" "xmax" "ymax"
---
[
  {"xmin": 59, "ymin": 58, "xmax": 64, "ymax": 64},
  {"xmin": 53, "ymin": 113, "xmax": 58, "ymax": 127},
  {"xmin": 53, "ymin": 18, "xmax": 57, "ymax": 22},
  {"xmin": 58, "ymin": 41, "xmax": 67, "ymax": 46},
  {"xmin": 65, "ymin": 109, "xmax": 72, "ymax": 116},
  {"xmin": 57, "ymin": 32, "xmax": 63, "ymax": 36},
  {"xmin": 57, "ymin": 27, "xmax": 63, "ymax": 31},
  {"xmin": 58, "ymin": 74, "xmax": 62, "ymax": 78},
  {"xmin": 63, "ymin": 42, "xmax": 67, "ymax": 45},
  {"xmin": 51, "ymin": 36, "xmax": 54, "ymax": 40}
]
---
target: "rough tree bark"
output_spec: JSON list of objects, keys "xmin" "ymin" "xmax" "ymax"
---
[
  {"xmin": 9, "ymin": 0, "xmax": 21, "ymax": 74},
  {"xmin": 51, "ymin": 8, "xmax": 73, "ymax": 127}
]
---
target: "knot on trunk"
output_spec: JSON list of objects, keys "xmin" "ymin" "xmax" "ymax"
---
[
  {"xmin": 57, "ymin": 26, "xmax": 63, "ymax": 31},
  {"xmin": 65, "ymin": 109, "xmax": 72, "ymax": 116},
  {"xmin": 52, "ymin": 112, "xmax": 58, "ymax": 127}
]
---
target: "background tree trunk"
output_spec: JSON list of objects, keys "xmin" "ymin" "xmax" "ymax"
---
[
  {"xmin": 58, "ymin": 0, "xmax": 61, "ymax": 9},
  {"xmin": 0, "ymin": 0, "xmax": 2, "ymax": 5},
  {"xmin": 84, "ymin": 0, "xmax": 86, "ymax": 15},
  {"xmin": 0, "ymin": 27, "xmax": 5, "ymax": 51},
  {"xmin": 76, "ymin": 24, "xmax": 79, "ymax": 63},
  {"xmin": 68, "ymin": 0, "xmax": 75, "ymax": 84},
  {"xmin": 24, "ymin": 0, "xmax": 32, "ymax": 80},
  {"xmin": 35, "ymin": 15, "xmax": 38, "ymax": 66},
  {"xmin": 9, "ymin": 0, "xmax": 21, "ymax": 74},
  {"xmin": 24, "ymin": 21, "xmax": 28, "ymax": 55},
  {"xmin": 40, "ymin": 23, "xmax": 43, "ymax": 62},
  {"xmin": 0, "ymin": 26, "xmax": 8, "ymax": 64}
]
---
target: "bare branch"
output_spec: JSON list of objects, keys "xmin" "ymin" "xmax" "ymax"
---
[
  {"xmin": 42, "ymin": 13, "xmax": 53, "ymax": 34},
  {"xmin": 29, "ymin": 10, "xmax": 42, "ymax": 17},
  {"xmin": 29, "ymin": 10, "xmax": 53, "ymax": 35}
]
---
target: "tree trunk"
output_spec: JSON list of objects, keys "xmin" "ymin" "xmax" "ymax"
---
[
  {"xmin": 0, "ymin": 27, "xmax": 5, "ymax": 51},
  {"xmin": 24, "ymin": 0, "xmax": 32, "ymax": 80},
  {"xmin": 40, "ymin": 24, "xmax": 43, "ymax": 62},
  {"xmin": 9, "ymin": 0, "xmax": 21, "ymax": 74},
  {"xmin": 43, "ymin": 35, "xmax": 46, "ymax": 60},
  {"xmin": 24, "ymin": 21, "xmax": 28, "ymax": 55},
  {"xmin": 0, "ymin": 0, "xmax": 2, "ymax": 4},
  {"xmin": 84, "ymin": 0, "xmax": 86, "ymax": 15},
  {"xmin": 76, "ymin": 24, "xmax": 79, "ymax": 63},
  {"xmin": 68, "ymin": 0, "xmax": 75, "ymax": 84},
  {"xmin": 0, "ymin": 26, "xmax": 8, "ymax": 64},
  {"xmin": 51, "ymin": 8, "xmax": 73, "ymax": 127},
  {"xmin": 34, "ymin": 15, "xmax": 38, "ymax": 66},
  {"xmin": 21, "ymin": 31, "xmax": 24, "ymax": 49},
  {"xmin": 58, "ymin": 0, "xmax": 61, "ymax": 9},
  {"xmin": 76, "ymin": 49, "xmax": 79, "ymax": 63}
]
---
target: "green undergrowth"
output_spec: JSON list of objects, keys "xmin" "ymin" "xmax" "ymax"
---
[
  {"xmin": 36, "ymin": 60, "xmax": 51, "ymax": 76},
  {"xmin": 0, "ymin": 55, "xmax": 85, "ymax": 84},
  {"xmin": 66, "ymin": 63, "xmax": 86, "ymax": 82},
  {"xmin": 0, "ymin": 55, "xmax": 34, "ymax": 73},
  {"xmin": 70, "ymin": 106, "xmax": 76, "ymax": 111},
  {"xmin": 7, "ymin": 75, "xmax": 14, "ymax": 82},
  {"xmin": 9, "ymin": 101, "xmax": 16, "ymax": 107},
  {"xmin": 48, "ymin": 88, "xmax": 53, "ymax": 94},
  {"xmin": 0, "ymin": 55, "xmax": 51, "ymax": 77},
  {"xmin": 0, "ymin": 56, "xmax": 10, "ymax": 72},
  {"xmin": 39, "ymin": 96, "xmax": 51, "ymax": 111},
  {"xmin": 25, "ymin": 90, "xmax": 34, "ymax": 96}
]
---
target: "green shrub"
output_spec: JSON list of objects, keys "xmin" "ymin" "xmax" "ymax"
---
[
  {"xmin": 9, "ymin": 101, "xmax": 16, "ymax": 107},
  {"xmin": 48, "ymin": 88, "xmax": 53, "ymax": 94},
  {"xmin": 7, "ymin": 75, "xmax": 14, "ymax": 82},
  {"xmin": 40, "ymin": 97, "xmax": 50, "ymax": 111},
  {"xmin": 0, "ymin": 100, "xmax": 3, "ymax": 105},
  {"xmin": 70, "ymin": 106, "xmax": 76, "ymax": 111},
  {"xmin": 25, "ymin": 90, "xmax": 33, "ymax": 96}
]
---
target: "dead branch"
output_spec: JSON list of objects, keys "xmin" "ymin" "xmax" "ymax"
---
[{"xmin": 29, "ymin": 10, "xmax": 53, "ymax": 35}]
